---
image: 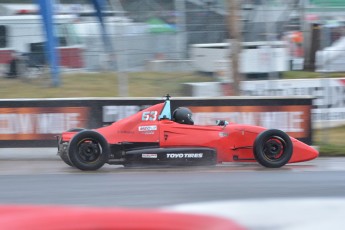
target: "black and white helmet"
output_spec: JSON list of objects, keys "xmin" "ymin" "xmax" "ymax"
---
[{"xmin": 172, "ymin": 107, "xmax": 194, "ymax": 125}]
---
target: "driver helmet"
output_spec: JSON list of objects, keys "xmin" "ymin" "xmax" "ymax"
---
[{"xmin": 172, "ymin": 107, "xmax": 194, "ymax": 125}]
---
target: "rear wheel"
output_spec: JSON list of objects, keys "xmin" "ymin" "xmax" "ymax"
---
[
  {"xmin": 68, "ymin": 130, "xmax": 109, "ymax": 171},
  {"xmin": 59, "ymin": 128, "xmax": 85, "ymax": 167},
  {"xmin": 253, "ymin": 129, "xmax": 293, "ymax": 168},
  {"xmin": 60, "ymin": 152, "xmax": 73, "ymax": 167}
]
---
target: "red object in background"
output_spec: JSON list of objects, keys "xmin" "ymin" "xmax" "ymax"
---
[
  {"xmin": 220, "ymin": 82, "xmax": 234, "ymax": 96},
  {"xmin": 291, "ymin": 31, "xmax": 303, "ymax": 43},
  {"xmin": 0, "ymin": 48, "xmax": 84, "ymax": 68},
  {"xmin": 294, "ymin": 44, "xmax": 304, "ymax": 57},
  {"xmin": 0, "ymin": 205, "xmax": 245, "ymax": 230},
  {"xmin": 58, "ymin": 47, "xmax": 83, "ymax": 68},
  {"xmin": 288, "ymin": 31, "xmax": 304, "ymax": 58},
  {"xmin": 0, "ymin": 49, "xmax": 13, "ymax": 64}
]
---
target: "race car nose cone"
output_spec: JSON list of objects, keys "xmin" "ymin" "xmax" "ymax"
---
[
  {"xmin": 302, "ymin": 146, "xmax": 319, "ymax": 162},
  {"xmin": 290, "ymin": 140, "xmax": 319, "ymax": 163},
  {"xmin": 308, "ymin": 146, "xmax": 319, "ymax": 160}
]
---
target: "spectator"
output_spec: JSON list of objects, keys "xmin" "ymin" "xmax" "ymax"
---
[{"xmin": 5, "ymin": 52, "xmax": 19, "ymax": 78}]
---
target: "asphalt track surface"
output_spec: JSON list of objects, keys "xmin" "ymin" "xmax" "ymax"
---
[
  {"xmin": 0, "ymin": 149, "xmax": 344, "ymax": 208},
  {"xmin": 2, "ymin": 149, "xmax": 345, "ymax": 229}
]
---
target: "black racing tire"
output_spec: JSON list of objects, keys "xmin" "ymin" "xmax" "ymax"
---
[
  {"xmin": 253, "ymin": 129, "xmax": 293, "ymax": 168},
  {"xmin": 60, "ymin": 152, "xmax": 73, "ymax": 167},
  {"xmin": 68, "ymin": 130, "xmax": 109, "ymax": 171},
  {"xmin": 59, "ymin": 128, "xmax": 85, "ymax": 167}
]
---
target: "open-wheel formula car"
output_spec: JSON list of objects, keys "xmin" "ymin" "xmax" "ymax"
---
[{"xmin": 57, "ymin": 95, "xmax": 318, "ymax": 170}]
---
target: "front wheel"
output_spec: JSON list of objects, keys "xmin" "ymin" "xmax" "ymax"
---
[
  {"xmin": 68, "ymin": 130, "xmax": 109, "ymax": 171},
  {"xmin": 253, "ymin": 129, "xmax": 293, "ymax": 168}
]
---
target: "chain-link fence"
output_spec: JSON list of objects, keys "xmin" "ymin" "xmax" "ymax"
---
[{"xmin": 1, "ymin": 1, "xmax": 344, "ymax": 73}]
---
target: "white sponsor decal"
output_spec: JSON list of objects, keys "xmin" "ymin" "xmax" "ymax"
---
[
  {"xmin": 142, "ymin": 154, "xmax": 157, "ymax": 159},
  {"xmin": 219, "ymin": 132, "xmax": 229, "ymax": 137},
  {"xmin": 167, "ymin": 153, "xmax": 203, "ymax": 159},
  {"xmin": 138, "ymin": 125, "xmax": 157, "ymax": 132}
]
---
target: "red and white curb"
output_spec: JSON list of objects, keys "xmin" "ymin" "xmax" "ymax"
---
[{"xmin": 167, "ymin": 198, "xmax": 345, "ymax": 230}]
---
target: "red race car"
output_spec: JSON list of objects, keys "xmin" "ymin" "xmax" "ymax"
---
[{"xmin": 57, "ymin": 95, "xmax": 318, "ymax": 170}]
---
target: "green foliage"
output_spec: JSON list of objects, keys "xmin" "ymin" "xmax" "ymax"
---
[
  {"xmin": 318, "ymin": 144, "xmax": 345, "ymax": 156},
  {"xmin": 282, "ymin": 71, "xmax": 345, "ymax": 79},
  {"xmin": 314, "ymin": 125, "xmax": 345, "ymax": 156}
]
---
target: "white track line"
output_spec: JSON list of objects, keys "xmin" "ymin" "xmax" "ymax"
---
[{"xmin": 167, "ymin": 198, "xmax": 345, "ymax": 230}]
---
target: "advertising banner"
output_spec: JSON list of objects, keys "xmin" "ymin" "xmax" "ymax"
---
[
  {"xmin": 0, "ymin": 97, "xmax": 313, "ymax": 147},
  {"xmin": 241, "ymin": 78, "xmax": 345, "ymax": 128},
  {"xmin": 0, "ymin": 107, "xmax": 89, "ymax": 140}
]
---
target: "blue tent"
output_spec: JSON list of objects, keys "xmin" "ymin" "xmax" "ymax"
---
[{"xmin": 36, "ymin": 0, "xmax": 111, "ymax": 87}]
